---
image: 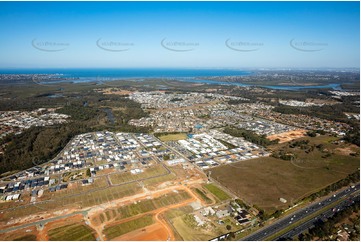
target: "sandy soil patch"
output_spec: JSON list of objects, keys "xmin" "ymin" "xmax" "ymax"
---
[
  {"xmin": 267, "ymin": 129, "xmax": 307, "ymax": 143},
  {"xmin": 100, "ymin": 88, "xmax": 133, "ymax": 95},
  {"xmin": 113, "ymin": 222, "xmax": 168, "ymax": 241},
  {"xmin": 335, "ymin": 146, "xmax": 357, "ymax": 156}
]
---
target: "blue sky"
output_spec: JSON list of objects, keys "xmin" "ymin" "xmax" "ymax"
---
[{"xmin": 0, "ymin": 1, "xmax": 359, "ymax": 69}]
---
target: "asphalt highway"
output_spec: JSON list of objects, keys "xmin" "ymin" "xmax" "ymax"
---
[
  {"xmin": 241, "ymin": 184, "xmax": 360, "ymax": 241},
  {"xmin": 275, "ymin": 193, "xmax": 359, "ymax": 240}
]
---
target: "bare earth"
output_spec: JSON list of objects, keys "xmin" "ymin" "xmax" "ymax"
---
[
  {"xmin": 99, "ymin": 183, "xmax": 202, "ymax": 241},
  {"xmin": 0, "ymin": 162, "xmax": 208, "ymax": 241},
  {"xmin": 267, "ymin": 129, "xmax": 307, "ymax": 143},
  {"xmin": 100, "ymin": 88, "xmax": 134, "ymax": 95},
  {"xmin": 113, "ymin": 223, "xmax": 168, "ymax": 241}
]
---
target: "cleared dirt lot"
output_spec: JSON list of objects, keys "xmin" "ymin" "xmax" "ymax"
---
[
  {"xmin": 100, "ymin": 88, "xmax": 134, "ymax": 95},
  {"xmin": 113, "ymin": 223, "xmax": 168, "ymax": 241},
  {"xmin": 267, "ymin": 129, "xmax": 307, "ymax": 143}
]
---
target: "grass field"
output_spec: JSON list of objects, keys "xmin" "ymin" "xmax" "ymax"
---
[
  {"xmin": 210, "ymin": 136, "xmax": 360, "ymax": 212},
  {"xmin": 158, "ymin": 133, "xmax": 188, "ymax": 141},
  {"xmin": 48, "ymin": 223, "xmax": 96, "ymax": 241},
  {"xmin": 103, "ymin": 214, "xmax": 154, "ymax": 240},
  {"xmin": 203, "ymin": 183, "xmax": 231, "ymax": 202},
  {"xmin": 171, "ymin": 214, "xmax": 218, "ymax": 241},
  {"xmin": 192, "ymin": 188, "xmax": 213, "ymax": 204}
]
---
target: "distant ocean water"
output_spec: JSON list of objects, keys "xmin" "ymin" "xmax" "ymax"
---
[
  {"xmin": 0, "ymin": 68, "xmax": 252, "ymax": 79},
  {"xmin": 0, "ymin": 68, "xmax": 342, "ymax": 90}
]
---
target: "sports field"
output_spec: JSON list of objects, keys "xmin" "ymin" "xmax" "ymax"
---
[{"xmin": 158, "ymin": 133, "xmax": 188, "ymax": 141}]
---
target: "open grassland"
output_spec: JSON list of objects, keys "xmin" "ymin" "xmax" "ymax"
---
[
  {"xmin": 158, "ymin": 133, "xmax": 188, "ymax": 141},
  {"xmin": 170, "ymin": 212, "xmax": 219, "ymax": 241},
  {"xmin": 203, "ymin": 183, "xmax": 231, "ymax": 202},
  {"xmin": 210, "ymin": 136, "xmax": 360, "ymax": 213},
  {"xmin": 103, "ymin": 214, "xmax": 154, "ymax": 240},
  {"xmin": 93, "ymin": 190, "xmax": 191, "ymax": 224},
  {"xmin": 109, "ymin": 164, "xmax": 169, "ymax": 185},
  {"xmin": 48, "ymin": 223, "xmax": 96, "ymax": 241},
  {"xmin": 163, "ymin": 205, "xmax": 194, "ymax": 241}
]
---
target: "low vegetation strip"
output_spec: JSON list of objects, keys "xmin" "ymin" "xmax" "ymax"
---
[
  {"xmin": 104, "ymin": 214, "xmax": 154, "ymax": 240},
  {"xmin": 223, "ymin": 126, "xmax": 279, "ymax": 147},
  {"xmin": 48, "ymin": 223, "xmax": 96, "ymax": 241},
  {"xmin": 193, "ymin": 188, "xmax": 212, "ymax": 204},
  {"xmin": 115, "ymin": 190, "xmax": 191, "ymax": 220},
  {"xmin": 204, "ymin": 183, "xmax": 231, "ymax": 201}
]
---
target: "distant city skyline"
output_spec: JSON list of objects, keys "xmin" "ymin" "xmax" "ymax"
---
[{"xmin": 0, "ymin": 1, "xmax": 359, "ymax": 69}]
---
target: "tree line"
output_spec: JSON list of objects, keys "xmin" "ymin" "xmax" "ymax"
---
[
  {"xmin": 0, "ymin": 96, "xmax": 149, "ymax": 174},
  {"xmin": 223, "ymin": 127, "xmax": 279, "ymax": 147}
]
